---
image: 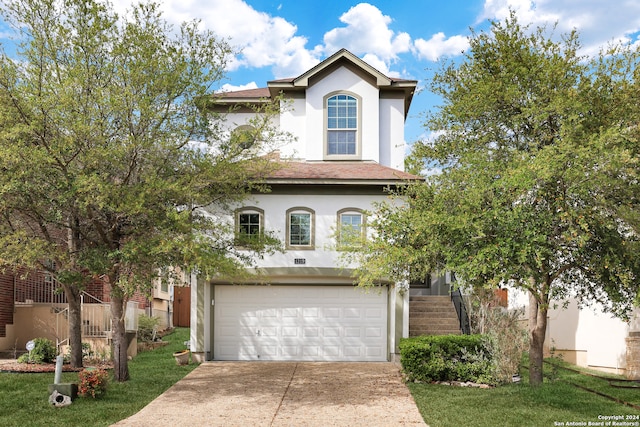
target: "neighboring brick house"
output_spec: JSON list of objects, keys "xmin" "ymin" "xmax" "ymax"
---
[
  {"xmin": 0, "ymin": 267, "xmax": 158, "ymax": 354},
  {"xmin": 0, "ymin": 273, "xmax": 13, "ymax": 339}
]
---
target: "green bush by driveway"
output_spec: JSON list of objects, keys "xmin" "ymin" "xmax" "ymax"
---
[{"xmin": 400, "ymin": 334, "xmax": 495, "ymax": 384}]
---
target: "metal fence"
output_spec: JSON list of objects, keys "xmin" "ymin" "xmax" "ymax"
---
[
  {"xmin": 13, "ymin": 272, "xmax": 67, "ymax": 304},
  {"xmin": 13, "ymin": 272, "xmax": 142, "ymax": 343},
  {"xmin": 81, "ymin": 292, "xmax": 111, "ymax": 337}
]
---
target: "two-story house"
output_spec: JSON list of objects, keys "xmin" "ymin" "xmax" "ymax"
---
[{"xmin": 188, "ymin": 49, "xmax": 421, "ymax": 362}]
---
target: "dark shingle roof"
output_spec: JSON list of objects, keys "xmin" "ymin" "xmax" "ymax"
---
[
  {"xmin": 266, "ymin": 160, "xmax": 422, "ymax": 183},
  {"xmin": 216, "ymin": 87, "xmax": 271, "ymax": 99}
]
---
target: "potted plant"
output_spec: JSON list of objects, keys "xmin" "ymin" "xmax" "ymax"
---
[{"xmin": 172, "ymin": 349, "xmax": 190, "ymax": 365}]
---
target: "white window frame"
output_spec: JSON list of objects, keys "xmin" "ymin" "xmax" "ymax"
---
[
  {"xmin": 324, "ymin": 92, "xmax": 362, "ymax": 160},
  {"xmin": 286, "ymin": 207, "xmax": 315, "ymax": 250},
  {"xmin": 337, "ymin": 208, "xmax": 366, "ymax": 248}
]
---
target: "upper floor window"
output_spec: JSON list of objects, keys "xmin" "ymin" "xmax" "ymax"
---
[
  {"xmin": 326, "ymin": 94, "xmax": 359, "ymax": 158},
  {"xmin": 230, "ymin": 125, "xmax": 257, "ymax": 151},
  {"xmin": 286, "ymin": 207, "xmax": 315, "ymax": 250},
  {"xmin": 235, "ymin": 207, "xmax": 264, "ymax": 247},
  {"xmin": 337, "ymin": 208, "xmax": 365, "ymax": 247}
]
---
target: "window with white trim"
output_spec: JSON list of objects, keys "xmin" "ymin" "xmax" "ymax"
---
[
  {"xmin": 286, "ymin": 207, "xmax": 315, "ymax": 250},
  {"xmin": 327, "ymin": 94, "xmax": 358, "ymax": 156},
  {"xmin": 337, "ymin": 208, "xmax": 365, "ymax": 247}
]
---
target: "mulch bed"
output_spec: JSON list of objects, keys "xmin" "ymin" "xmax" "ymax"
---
[{"xmin": 0, "ymin": 361, "xmax": 113, "ymax": 373}]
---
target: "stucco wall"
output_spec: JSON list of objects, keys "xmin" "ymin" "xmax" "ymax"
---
[
  {"xmin": 547, "ymin": 299, "xmax": 630, "ymax": 373},
  {"xmin": 305, "ymin": 66, "xmax": 380, "ymax": 162},
  {"xmin": 150, "ymin": 299, "xmax": 172, "ymax": 330},
  {"xmin": 508, "ymin": 287, "xmax": 632, "ymax": 373},
  {"xmin": 3, "ymin": 304, "xmax": 64, "ymax": 350},
  {"xmin": 230, "ymin": 192, "xmax": 395, "ymax": 270},
  {"xmin": 379, "ymin": 96, "xmax": 406, "ymax": 171}
]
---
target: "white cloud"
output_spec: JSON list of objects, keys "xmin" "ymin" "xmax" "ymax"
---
[
  {"xmin": 107, "ymin": 1, "xmax": 431, "ymax": 79},
  {"xmin": 109, "ymin": 0, "xmax": 319, "ymax": 78},
  {"xmin": 322, "ymin": 3, "xmax": 411, "ymax": 71},
  {"xmin": 414, "ymin": 33, "xmax": 470, "ymax": 62},
  {"xmin": 361, "ymin": 54, "xmax": 392, "ymax": 77},
  {"xmin": 480, "ymin": 0, "xmax": 640, "ymax": 57},
  {"xmin": 217, "ymin": 82, "xmax": 259, "ymax": 93},
  {"xmin": 181, "ymin": 0, "xmax": 320, "ymax": 78}
]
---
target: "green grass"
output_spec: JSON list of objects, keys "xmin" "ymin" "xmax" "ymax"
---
[
  {"xmin": 409, "ymin": 358, "xmax": 640, "ymax": 427},
  {"xmin": 6, "ymin": 337, "xmax": 639, "ymax": 427},
  {"xmin": 0, "ymin": 327, "xmax": 198, "ymax": 427}
]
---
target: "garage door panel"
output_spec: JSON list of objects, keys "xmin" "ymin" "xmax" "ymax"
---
[
  {"xmin": 366, "ymin": 307, "xmax": 384, "ymax": 318},
  {"xmin": 302, "ymin": 307, "xmax": 318, "ymax": 317},
  {"xmin": 366, "ymin": 328, "xmax": 383, "ymax": 339},
  {"xmin": 323, "ymin": 327, "xmax": 340, "ymax": 337},
  {"xmin": 214, "ymin": 285, "xmax": 387, "ymax": 361},
  {"xmin": 282, "ymin": 308, "xmax": 299, "ymax": 318},
  {"xmin": 344, "ymin": 327, "xmax": 361, "ymax": 337},
  {"xmin": 344, "ymin": 346, "xmax": 362, "ymax": 357},
  {"xmin": 282, "ymin": 327, "xmax": 298, "ymax": 337}
]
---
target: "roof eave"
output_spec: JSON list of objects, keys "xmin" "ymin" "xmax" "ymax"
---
[
  {"xmin": 212, "ymin": 96, "xmax": 272, "ymax": 105},
  {"xmin": 265, "ymin": 179, "xmax": 420, "ymax": 186}
]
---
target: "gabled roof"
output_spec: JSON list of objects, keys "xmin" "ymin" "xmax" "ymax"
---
[
  {"xmin": 270, "ymin": 49, "xmax": 393, "ymax": 88},
  {"xmin": 214, "ymin": 49, "xmax": 417, "ymax": 116},
  {"xmin": 265, "ymin": 160, "xmax": 422, "ymax": 186}
]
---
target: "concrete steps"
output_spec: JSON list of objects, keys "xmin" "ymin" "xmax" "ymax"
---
[{"xmin": 409, "ymin": 296, "xmax": 461, "ymax": 336}]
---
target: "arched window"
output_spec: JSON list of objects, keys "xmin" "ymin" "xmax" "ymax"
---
[
  {"xmin": 235, "ymin": 207, "xmax": 264, "ymax": 247},
  {"xmin": 337, "ymin": 208, "xmax": 365, "ymax": 247},
  {"xmin": 286, "ymin": 207, "xmax": 315, "ymax": 250},
  {"xmin": 325, "ymin": 93, "xmax": 360, "ymax": 158},
  {"xmin": 230, "ymin": 125, "xmax": 257, "ymax": 151}
]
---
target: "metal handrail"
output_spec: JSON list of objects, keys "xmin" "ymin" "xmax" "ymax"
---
[
  {"xmin": 450, "ymin": 288, "xmax": 471, "ymax": 335},
  {"xmin": 81, "ymin": 290, "xmax": 106, "ymax": 304}
]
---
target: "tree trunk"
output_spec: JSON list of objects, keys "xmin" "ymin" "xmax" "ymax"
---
[
  {"xmin": 528, "ymin": 291, "xmax": 548, "ymax": 386},
  {"xmin": 111, "ymin": 295, "xmax": 130, "ymax": 382},
  {"xmin": 65, "ymin": 284, "xmax": 83, "ymax": 369},
  {"xmin": 65, "ymin": 217, "xmax": 83, "ymax": 368}
]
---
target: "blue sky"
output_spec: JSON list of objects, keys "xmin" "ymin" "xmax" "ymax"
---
[{"xmin": 3, "ymin": 0, "xmax": 640, "ymax": 144}]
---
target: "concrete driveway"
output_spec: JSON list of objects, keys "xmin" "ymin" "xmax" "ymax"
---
[{"xmin": 112, "ymin": 361, "xmax": 427, "ymax": 427}]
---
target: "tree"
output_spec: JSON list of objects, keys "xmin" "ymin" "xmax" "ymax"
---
[
  {"xmin": 0, "ymin": 0, "xmax": 282, "ymax": 381},
  {"xmin": 348, "ymin": 12, "xmax": 640, "ymax": 386}
]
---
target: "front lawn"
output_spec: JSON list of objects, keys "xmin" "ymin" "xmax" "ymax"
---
[
  {"xmin": 0, "ymin": 327, "xmax": 197, "ymax": 427},
  {"xmin": 409, "ymin": 359, "xmax": 640, "ymax": 427}
]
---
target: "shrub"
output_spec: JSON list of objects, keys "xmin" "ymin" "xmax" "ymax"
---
[
  {"xmin": 78, "ymin": 368, "xmax": 109, "ymax": 398},
  {"xmin": 17, "ymin": 338, "xmax": 56, "ymax": 364},
  {"xmin": 64, "ymin": 342, "xmax": 93, "ymax": 362},
  {"xmin": 467, "ymin": 289, "xmax": 528, "ymax": 384},
  {"xmin": 138, "ymin": 314, "xmax": 160, "ymax": 343},
  {"xmin": 400, "ymin": 334, "xmax": 495, "ymax": 384}
]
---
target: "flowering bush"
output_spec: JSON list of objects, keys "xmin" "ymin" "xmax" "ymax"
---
[{"xmin": 78, "ymin": 368, "xmax": 109, "ymax": 398}]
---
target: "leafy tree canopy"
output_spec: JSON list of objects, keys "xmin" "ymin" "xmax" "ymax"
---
[
  {"xmin": 0, "ymin": 0, "xmax": 284, "ymax": 380},
  {"xmin": 348, "ymin": 11, "xmax": 640, "ymax": 385}
]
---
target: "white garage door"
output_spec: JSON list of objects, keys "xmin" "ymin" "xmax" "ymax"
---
[{"xmin": 214, "ymin": 285, "xmax": 388, "ymax": 361}]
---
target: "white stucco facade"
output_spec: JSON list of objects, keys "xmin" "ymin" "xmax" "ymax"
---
[
  {"xmin": 546, "ymin": 300, "xmax": 631, "ymax": 373},
  {"xmin": 509, "ymin": 287, "xmax": 638, "ymax": 374},
  {"xmin": 190, "ymin": 49, "xmax": 418, "ymax": 362},
  {"xmin": 236, "ymin": 193, "xmax": 390, "ymax": 270}
]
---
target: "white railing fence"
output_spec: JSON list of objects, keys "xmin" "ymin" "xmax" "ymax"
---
[
  {"xmin": 81, "ymin": 292, "xmax": 111, "ymax": 338},
  {"xmin": 55, "ymin": 307, "xmax": 69, "ymax": 350}
]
